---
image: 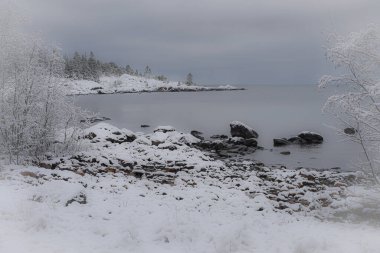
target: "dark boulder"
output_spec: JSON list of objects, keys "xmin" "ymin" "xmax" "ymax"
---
[
  {"xmin": 210, "ymin": 134, "xmax": 228, "ymax": 139},
  {"xmin": 288, "ymin": 136, "xmax": 307, "ymax": 145},
  {"xmin": 297, "ymin": 132, "xmax": 323, "ymax": 144},
  {"xmin": 273, "ymin": 138, "xmax": 290, "ymax": 147},
  {"xmin": 244, "ymin": 138, "xmax": 258, "ymax": 147},
  {"xmin": 191, "ymin": 130, "xmax": 204, "ymax": 140},
  {"xmin": 230, "ymin": 121, "xmax": 258, "ymax": 139}
]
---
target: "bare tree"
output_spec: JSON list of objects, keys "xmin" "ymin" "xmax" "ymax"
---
[{"xmin": 320, "ymin": 25, "xmax": 380, "ymax": 183}]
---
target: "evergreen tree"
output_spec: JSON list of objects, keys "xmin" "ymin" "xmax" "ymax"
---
[
  {"xmin": 88, "ymin": 51, "xmax": 100, "ymax": 82},
  {"xmin": 144, "ymin": 65, "xmax": 152, "ymax": 77},
  {"xmin": 126, "ymin": 65, "xmax": 134, "ymax": 75},
  {"xmin": 186, "ymin": 73, "xmax": 193, "ymax": 86}
]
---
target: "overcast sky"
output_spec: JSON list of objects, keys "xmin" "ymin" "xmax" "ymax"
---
[{"xmin": 14, "ymin": 0, "xmax": 380, "ymax": 85}]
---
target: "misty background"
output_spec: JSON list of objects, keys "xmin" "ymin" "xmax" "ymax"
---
[{"xmin": 16, "ymin": 0, "xmax": 380, "ymax": 85}]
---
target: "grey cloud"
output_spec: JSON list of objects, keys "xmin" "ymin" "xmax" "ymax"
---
[{"xmin": 14, "ymin": 0, "xmax": 380, "ymax": 84}]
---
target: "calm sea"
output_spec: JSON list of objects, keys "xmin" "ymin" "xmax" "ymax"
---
[{"xmin": 76, "ymin": 84, "xmax": 360, "ymax": 171}]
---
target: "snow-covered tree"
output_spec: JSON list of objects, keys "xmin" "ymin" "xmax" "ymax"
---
[
  {"xmin": 0, "ymin": 8, "xmax": 87, "ymax": 164},
  {"xmin": 319, "ymin": 25, "xmax": 380, "ymax": 183}
]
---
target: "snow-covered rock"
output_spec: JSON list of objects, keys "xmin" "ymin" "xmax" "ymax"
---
[
  {"xmin": 230, "ymin": 121, "xmax": 259, "ymax": 139},
  {"xmin": 0, "ymin": 123, "xmax": 379, "ymax": 253}
]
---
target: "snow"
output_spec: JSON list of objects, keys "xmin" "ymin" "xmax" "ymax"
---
[
  {"xmin": 1, "ymin": 166, "xmax": 380, "ymax": 253},
  {"xmin": 0, "ymin": 123, "xmax": 380, "ymax": 253},
  {"xmin": 230, "ymin": 121, "xmax": 256, "ymax": 133},
  {"xmin": 298, "ymin": 131, "xmax": 322, "ymax": 136},
  {"xmin": 65, "ymin": 74, "xmax": 242, "ymax": 95},
  {"xmin": 154, "ymin": 126, "xmax": 176, "ymax": 133}
]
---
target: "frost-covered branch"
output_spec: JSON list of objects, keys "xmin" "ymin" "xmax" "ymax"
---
[
  {"xmin": 0, "ymin": 7, "xmax": 88, "ymax": 164},
  {"xmin": 320, "ymin": 25, "xmax": 380, "ymax": 183}
]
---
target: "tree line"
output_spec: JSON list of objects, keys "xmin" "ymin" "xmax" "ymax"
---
[{"xmin": 64, "ymin": 52, "xmax": 171, "ymax": 82}]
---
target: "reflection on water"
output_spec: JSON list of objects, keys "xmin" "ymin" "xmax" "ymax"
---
[{"xmin": 75, "ymin": 85, "xmax": 360, "ymax": 170}]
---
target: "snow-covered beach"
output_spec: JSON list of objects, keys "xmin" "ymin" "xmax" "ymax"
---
[
  {"xmin": 66, "ymin": 74, "xmax": 243, "ymax": 96},
  {"xmin": 0, "ymin": 122, "xmax": 379, "ymax": 253}
]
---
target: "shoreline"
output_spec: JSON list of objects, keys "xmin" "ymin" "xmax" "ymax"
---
[
  {"xmin": 65, "ymin": 74, "xmax": 245, "ymax": 96},
  {"xmin": 69, "ymin": 87, "xmax": 246, "ymax": 96},
  {"xmin": 15, "ymin": 122, "xmax": 375, "ymax": 218}
]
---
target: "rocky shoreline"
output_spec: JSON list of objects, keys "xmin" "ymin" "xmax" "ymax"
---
[
  {"xmin": 19, "ymin": 120, "xmax": 377, "ymax": 220},
  {"xmin": 66, "ymin": 74, "xmax": 244, "ymax": 96}
]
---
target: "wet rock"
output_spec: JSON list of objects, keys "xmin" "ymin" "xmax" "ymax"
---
[
  {"xmin": 244, "ymin": 138, "xmax": 258, "ymax": 147},
  {"xmin": 287, "ymin": 136, "xmax": 306, "ymax": 144},
  {"xmin": 210, "ymin": 134, "xmax": 228, "ymax": 139},
  {"xmin": 273, "ymin": 138, "xmax": 290, "ymax": 147},
  {"xmin": 280, "ymin": 151, "xmax": 291, "ymax": 155},
  {"xmin": 190, "ymin": 130, "xmax": 204, "ymax": 140},
  {"xmin": 297, "ymin": 131, "xmax": 323, "ymax": 144},
  {"xmin": 230, "ymin": 121, "xmax": 259, "ymax": 139}
]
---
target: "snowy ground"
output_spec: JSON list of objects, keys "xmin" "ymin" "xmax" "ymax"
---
[
  {"xmin": 1, "ymin": 166, "xmax": 380, "ymax": 253},
  {"xmin": 65, "ymin": 74, "xmax": 242, "ymax": 95},
  {"xmin": 1, "ymin": 123, "xmax": 380, "ymax": 253}
]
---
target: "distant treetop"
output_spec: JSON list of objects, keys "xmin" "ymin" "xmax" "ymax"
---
[{"xmin": 64, "ymin": 52, "xmax": 169, "ymax": 83}]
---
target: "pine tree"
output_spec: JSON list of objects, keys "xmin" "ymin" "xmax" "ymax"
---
[
  {"xmin": 126, "ymin": 65, "xmax": 134, "ymax": 75},
  {"xmin": 72, "ymin": 52, "xmax": 82, "ymax": 79},
  {"xmin": 88, "ymin": 51, "xmax": 100, "ymax": 82},
  {"xmin": 186, "ymin": 73, "xmax": 193, "ymax": 86},
  {"xmin": 144, "ymin": 65, "xmax": 152, "ymax": 77}
]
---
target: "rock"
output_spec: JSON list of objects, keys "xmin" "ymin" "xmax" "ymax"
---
[
  {"xmin": 344, "ymin": 127, "xmax": 356, "ymax": 135},
  {"xmin": 230, "ymin": 121, "xmax": 258, "ymax": 139},
  {"xmin": 150, "ymin": 132, "xmax": 168, "ymax": 146},
  {"xmin": 106, "ymin": 134, "xmax": 136, "ymax": 144},
  {"xmin": 273, "ymin": 138, "xmax": 290, "ymax": 147},
  {"xmin": 191, "ymin": 130, "xmax": 204, "ymax": 140},
  {"xmin": 84, "ymin": 132, "xmax": 97, "ymax": 140},
  {"xmin": 298, "ymin": 131, "xmax": 323, "ymax": 144},
  {"xmin": 280, "ymin": 151, "xmax": 291, "ymax": 155},
  {"xmin": 81, "ymin": 116, "xmax": 110, "ymax": 124},
  {"xmin": 244, "ymin": 138, "xmax": 258, "ymax": 147},
  {"xmin": 227, "ymin": 137, "xmax": 245, "ymax": 145},
  {"xmin": 37, "ymin": 162, "xmax": 53, "ymax": 170},
  {"xmin": 288, "ymin": 136, "xmax": 306, "ymax": 145},
  {"xmin": 210, "ymin": 134, "xmax": 228, "ymax": 139},
  {"xmin": 90, "ymin": 87, "xmax": 103, "ymax": 90},
  {"xmin": 105, "ymin": 129, "xmax": 136, "ymax": 144},
  {"xmin": 158, "ymin": 143, "xmax": 178, "ymax": 151},
  {"xmin": 154, "ymin": 126, "xmax": 176, "ymax": 133},
  {"xmin": 141, "ymin": 124, "xmax": 150, "ymax": 128},
  {"xmin": 65, "ymin": 193, "xmax": 87, "ymax": 207},
  {"xmin": 20, "ymin": 171, "xmax": 39, "ymax": 179}
]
